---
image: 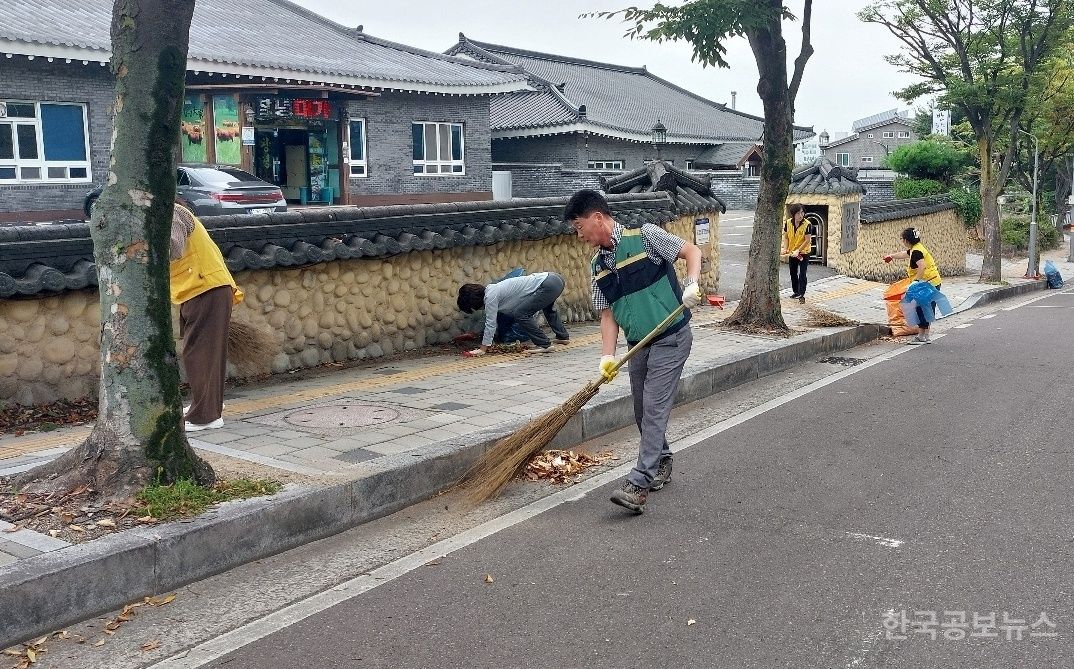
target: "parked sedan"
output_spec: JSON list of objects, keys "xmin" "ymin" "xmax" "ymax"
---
[{"xmin": 83, "ymin": 164, "xmax": 287, "ymax": 218}]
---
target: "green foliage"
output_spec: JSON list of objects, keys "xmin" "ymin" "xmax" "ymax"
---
[
  {"xmin": 948, "ymin": 186, "xmax": 983, "ymax": 228},
  {"xmin": 589, "ymin": 1, "xmax": 794, "ymax": 69},
  {"xmin": 1001, "ymin": 216, "xmax": 1062, "ymax": 251},
  {"xmin": 893, "ymin": 177, "xmax": 947, "ymax": 199},
  {"xmin": 136, "ymin": 478, "xmax": 280, "ymax": 520},
  {"xmin": 886, "ymin": 140, "xmax": 968, "ymax": 183}
]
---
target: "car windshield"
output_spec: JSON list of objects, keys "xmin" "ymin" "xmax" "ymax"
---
[{"xmin": 184, "ymin": 167, "xmax": 262, "ymax": 187}]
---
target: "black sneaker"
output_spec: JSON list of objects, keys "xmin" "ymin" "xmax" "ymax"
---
[
  {"xmin": 610, "ymin": 482, "xmax": 648, "ymax": 514},
  {"xmin": 650, "ymin": 457, "xmax": 673, "ymax": 491}
]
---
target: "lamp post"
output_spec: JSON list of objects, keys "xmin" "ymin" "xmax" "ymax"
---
[
  {"xmin": 651, "ymin": 120, "xmax": 667, "ymax": 163},
  {"xmin": 1019, "ymin": 129, "xmax": 1040, "ymax": 278}
]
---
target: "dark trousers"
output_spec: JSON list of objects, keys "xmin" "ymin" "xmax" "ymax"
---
[
  {"xmin": 508, "ymin": 273, "xmax": 570, "ymax": 348},
  {"xmin": 789, "ymin": 256, "xmax": 809, "ymax": 296},
  {"xmin": 180, "ymin": 285, "xmax": 232, "ymax": 425},
  {"xmin": 915, "ymin": 283, "xmax": 941, "ymax": 331}
]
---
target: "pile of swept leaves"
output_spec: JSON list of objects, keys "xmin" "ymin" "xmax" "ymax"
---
[
  {"xmin": 524, "ymin": 449, "xmax": 616, "ymax": 484},
  {"xmin": 2, "ymin": 593, "xmax": 177, "ymax": 667},
  {"xmin": 0, "ymin": 398, "xmax": 96, "ymax": 436},
  {"xmin": 800, "ymin": 305, "xmax": 860, "ymax": 328}
]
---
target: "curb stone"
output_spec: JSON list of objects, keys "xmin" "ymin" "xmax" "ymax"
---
[{"xmin": 0, "ymin": 280, "xmax": 1042, "ymax": 646}]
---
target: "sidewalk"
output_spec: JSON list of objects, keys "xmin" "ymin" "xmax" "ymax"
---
[{"xmin": 0, "ymin": 256, "xmax": 1060, "ymax": 646}]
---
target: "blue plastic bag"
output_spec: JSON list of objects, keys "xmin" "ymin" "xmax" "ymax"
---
[
  {"xmin": 901, "ymin": 281, "xmax": 953, "ymax": 327},
  {"xmin": 1044, "ymin": 260, "xmax": 1064, "ymax": 289}
]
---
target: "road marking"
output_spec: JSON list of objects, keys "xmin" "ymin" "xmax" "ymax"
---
[
  {"xmin": 980, "ymin": 314, "xmax": 996, "ymax": 319},
  {"xmin": 720, "ymin": 242, "xmax": 751, "ymax": 247},
  {"xmin": 148, "ymin": 340, "xmax": 917, "ymax": 669},
  {"xmin": 951, "ymin": 324, "xmax": 972, "ymax": 329},
  {"xmin": 845, "ymin": 532, "xmax": 904, "ymax": 549}
]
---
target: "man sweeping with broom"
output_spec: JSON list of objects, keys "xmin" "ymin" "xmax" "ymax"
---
[{"xmin": 565, "ymin": 189, "xmax": 702, "ymax": 514}]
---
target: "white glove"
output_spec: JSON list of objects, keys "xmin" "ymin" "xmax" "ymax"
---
[
  {"xmin": 682, "ymin": 280, "xmax": 702, "ymax": 309},
  {"xmin": 599, "ymin": 355, "xmax": 619, "ymax": 382},
  {"xmin": 465, "ymin": 348, "xmax": 485, "ymax": 357}
]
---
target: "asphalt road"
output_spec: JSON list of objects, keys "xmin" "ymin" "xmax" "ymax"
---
[
  {"xmin": 160, "ymin": 290, "xmax": 1073, "ymax": 668},
  {"xmin": 719, "ymin": 210, "xmax": 838, "ymax": 301}
]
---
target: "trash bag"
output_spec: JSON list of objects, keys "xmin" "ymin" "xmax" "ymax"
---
[
  {"xmin": 884, "ymin": 277, "xmax": 914, "ymax": 303},
  {"xmin": 901, "ymin": 281, "xmax": 953, "ymax": 327},
  {"xmin": 1044, "ymin": 260, "xmax": 1064, "ymax": 289}
]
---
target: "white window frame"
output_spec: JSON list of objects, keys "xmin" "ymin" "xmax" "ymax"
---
[
  {"xmin": 861, "ymin": 156, "xmax": 874, "ymax": 163},
  {"xmin": 588, "ymin": 160, "xmax": 624, "ymax": 170},
  {"xmin": 837, "ymin": 152, "xmax": 850, "ymax": 167},
  {"xmin": 412, "ymin": 121, "xmax": 464, "ymax": 176},
  {"xmin": 882, "ymin": 131, "xmax": 895, "ymax": 139},
  {"xmin": 897, "ymin": 130, "xmax": 911, "ymax": 138},
  {"xmin": 346, "ymin": 118, "xmax": 368, "ymax": 178},
  {"xmin": 0, "ymin": 101, "xmax": 92, "ymax": 184}
]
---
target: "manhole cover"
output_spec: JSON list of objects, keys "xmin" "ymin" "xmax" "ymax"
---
[
  {"xmin": 286, "ymin": 404, "xmax": 401, "ymax": 429},
  {"xmin": 818, "ymin": 356, "xmax": 866, "ymax": 366}
]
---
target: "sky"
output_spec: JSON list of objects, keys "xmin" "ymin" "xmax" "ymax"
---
[{"xmin": 293, "ymin": 0, "xmax": 922, "ymax": 135}]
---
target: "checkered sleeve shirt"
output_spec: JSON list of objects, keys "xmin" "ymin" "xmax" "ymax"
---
[{"xmin": 590, "ymin": 222, "xmax": 687, "ymax": 312}]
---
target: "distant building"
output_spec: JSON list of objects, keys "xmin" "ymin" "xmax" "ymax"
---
[
  {"xmin": 819, "ymin": 109, "xmax": 918, "ymax": 169},
  {"xmin": 445, "ymin": 35, "xmax": 813, "ymax": 172}
]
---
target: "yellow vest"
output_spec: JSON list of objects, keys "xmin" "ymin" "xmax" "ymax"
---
[
  {"xmin": 784, "ymin": 218, "xmax": 811, "ymax": 255},
  {"xmin": 170, "ymin": 218, "xmax": 244, "ymax": 305},
  {"xmin": 906, "ymin": 242, "xmax": 941, "ymax": 287}
]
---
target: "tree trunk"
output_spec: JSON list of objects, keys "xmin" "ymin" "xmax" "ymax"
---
[
  {"xmin": 15, "ymin": 0, "xmax": 212, "ymax": 500},
  {"xmin": 726, "ymin": 2, "xmax": 795, "ymax": 331},
  {"xmin": 978, "ymin": 136, "xmax": 1003, "ymax": 282},
  {"xmin": 1056, "ymin": 161, "xmax": 1072, "ymax": 229}
]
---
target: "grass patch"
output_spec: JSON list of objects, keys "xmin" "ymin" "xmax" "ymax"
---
[{"xmin": 135, "ymin": 478, "xmax": 280, "ymax": 520}]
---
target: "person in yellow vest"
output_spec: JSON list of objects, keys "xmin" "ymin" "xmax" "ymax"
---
[
  {"xmin": 883, "ymin": 227, "xmax": 941, "ymax": 344},
  {"xmin": 170, "ymin": 204, "xmax": 244, "ymax": 430},
  {"xmin": 781, "ymin": 203, "xmax": 812, "ymax": 303}
]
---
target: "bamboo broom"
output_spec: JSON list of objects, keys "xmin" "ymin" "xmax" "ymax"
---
[
  {"xmin": 226, "ymin": 320, "xmax": 281, "ymax": 378},
  {"xmin": 462, "ymin": 304, "xmax": 687, "ymax": 504}
]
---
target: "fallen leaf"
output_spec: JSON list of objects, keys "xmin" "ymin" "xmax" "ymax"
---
[
  {"xmin": 48, "ymin": 530, "xmax": 60, "ymax": 538},
  {"xmin": 484, "ymin": 574, "xmax": 494, "ymax": 583},
  {"xmin": 25, "ymin": 648, "xmax": 35, "ymax": 663},
  {"xmin": 147, "ymin": 593, "xmax": 176, "ymax": 606},
  {"xmin": 3, "ymin": 525, "xmax": 21, "ymax": 533},
  {"xmin": 2, "ymin": 650, "xmax": 22, "ymax": 657},
  {"xmin": 137, "ymin": 516, "xmax": 156, "ymax": 524},
  {"xmin": 30, "ymin": 638, "xmax": 46, "ymax": 648},
  {"xmin": 687, "ymin": 619, "xmax": 696, "ymax": 626},
  {"xmin": 93, "ymin": 639, "xmax": 106, "ymax": 647},
  {"xmin": 140, "ymin": 640, "xmax": 160, "ymax": 652},
  {"xmin": 96, "ymin": 518, "xmax": 116, "ymax": 528},
  {"xmin": 68, "ymin": 525, "xmax": 85, "ymax": 533}
]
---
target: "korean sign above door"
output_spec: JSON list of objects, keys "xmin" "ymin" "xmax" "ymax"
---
[{"xmin": 255, "ymin": 97, "xmax": 334, "ymax": 122}]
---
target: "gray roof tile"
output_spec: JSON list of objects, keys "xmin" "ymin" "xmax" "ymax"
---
[
  {"xmin": 693, "ymin": 142, "xmax": 757, "ymax": 168},
  {"xmin": 790, "ymin": 157, "xmax": 867, "ymax": 195},
  {"xmin": 449, "ymin": 37, "xmax": 813, "ymax": 143},
  {"xmin": 0, "ymin": 0, "xmax": 528, "ymax": 91},
  {"xmin": 860, "ymin": 196, "xmax": 954, "ymax": 224}
]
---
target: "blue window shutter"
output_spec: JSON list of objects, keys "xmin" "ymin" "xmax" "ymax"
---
[{"xmin": 41, "ymin": 104, "xmax": 87, "ymax": 161}]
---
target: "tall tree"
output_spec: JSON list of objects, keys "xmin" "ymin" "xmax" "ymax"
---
[
  {"xmin": 16, "ymin": 0, "xmax": 212, "ymax": 499},
  {"xmin": 861, "ymin": 0, "xmax": 1069, "ymax": 282},
  {"xmin": 592, "ymin": 0, "xmax": 814, "ymax": 330}
]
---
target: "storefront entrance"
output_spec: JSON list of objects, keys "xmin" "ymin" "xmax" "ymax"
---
[{"xmin": 250, "ymin": 96, "xmax": 340, "ymax": 205}]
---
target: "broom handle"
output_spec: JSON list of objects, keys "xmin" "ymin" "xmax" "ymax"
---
[{"xmin": 603, "ymin": 304, "xmax": 687, "ymax": 379}]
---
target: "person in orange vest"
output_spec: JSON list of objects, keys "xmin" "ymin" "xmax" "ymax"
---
[
  {"xmin": 883, "ymin": 227, "xmax": 941, "ymax": 344},
  {"xmin": 170, "ymin": 204, "xmax": 244, "ymax": 430},
  {"xmin": 782, "ymin": 203, "xmax": 813, "ymax": 303}
]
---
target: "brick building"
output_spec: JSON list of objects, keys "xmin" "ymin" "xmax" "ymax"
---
[{"xmin": 0, "ymin": 0, "xmax": 530, "ymax": 222}]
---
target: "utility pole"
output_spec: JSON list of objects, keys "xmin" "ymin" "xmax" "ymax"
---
[
  {"xmin": 1069, "ymin": 154, "xmax": 1074, "ymax": 264},
  {"xmin": 1020, "ymin": 129, "xmax": 1040, "ymax": 278}
]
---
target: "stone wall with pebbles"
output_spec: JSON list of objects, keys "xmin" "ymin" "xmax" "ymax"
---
[
  {"xmin": 0, "ymin": 214, "xmax": 718, "ymax": 405},
  {"xmin": 832, "ymin": 209, "xmax": 967, "ymax": 283}
]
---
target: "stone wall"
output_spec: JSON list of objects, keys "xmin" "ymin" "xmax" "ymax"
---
[
  {"xmin": 834, "ymin": 208, "xmax": 967, "ymax": 283},
  {"xmin": 0, "ymin": 214, "xmax": 718, "ymax": 406}
]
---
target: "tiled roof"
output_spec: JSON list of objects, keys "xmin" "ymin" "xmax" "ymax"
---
[
  {"xmin": 0, "ymin": 194, "xmax": 709, "ymax": 298},
  {"xmin": 790, "ymin": 157, "xmax": 867, "ymax": 195},
  {"xmin": 448, "ymin": 37, "xmax": 814, "ymax": 143},
  {"xmin": 693, "ymin": 142, "xmax": 758, "ymax": 168},
  {"xmin": 490, "ymin": 89, "xmax": 577, "ymax": 130},
  {"xmin": 859, "ymin": 195, "xmax": 954, "ymax": 224},
  {"xmin": 0, "ymin": 0, "xmax": 528, "ymax": 93},
  {"xmin": 851, "ymin": 109, "xmax": 913, "ymax": 133},
  {"xmin": 601, "ymin": 161, "xmax": 727, "ymax": 213}
]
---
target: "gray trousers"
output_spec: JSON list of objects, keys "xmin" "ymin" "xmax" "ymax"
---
[
  {"xmin": 626, "ymin": 325, "xmax": 692, "ymax": 488},
  {"xmin": 508, "ymin": 273, "xmax": 570, "ymax": 348}
]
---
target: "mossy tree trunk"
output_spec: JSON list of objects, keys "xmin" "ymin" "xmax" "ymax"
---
[
  {"xmin": 16, "ymin": 0, "xmax": 212, "ymax": 499},
  {"xmin": 726, "ymin": 0, "xmax": 812, "ymax": 330}
]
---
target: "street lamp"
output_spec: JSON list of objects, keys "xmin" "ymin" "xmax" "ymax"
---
[
  {"xmin": 651, "ymin": 120, "xmax": 667, "ymax": 162},
  {"xmin": 1019, "ymin": 128, "xmax": 1040, "ymax": 278}
]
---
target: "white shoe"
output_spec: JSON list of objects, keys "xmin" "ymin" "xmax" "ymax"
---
[
  {"xmin": 185, "ymin": 418, "xmax": 224, "ymax": 432},
  {"xmin": 184, "ymin": 403, "xmax": 225, "ymax": 414},
  {"xmin": 524, "ymin": 345, "xmax": 554, "ymax": 354}
]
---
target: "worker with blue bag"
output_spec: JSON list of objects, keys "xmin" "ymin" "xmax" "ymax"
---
[{"xmin": 883, "ymin": 227, "xmax": 949, "ymax": 344}]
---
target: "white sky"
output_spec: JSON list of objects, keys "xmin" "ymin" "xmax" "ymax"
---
[{"xmin": 293, "ymin": 0, "xmax": 921, "ymax": 135}]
